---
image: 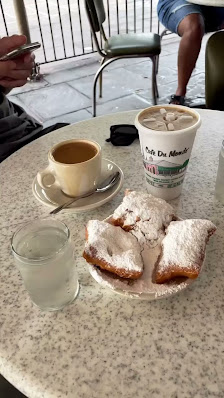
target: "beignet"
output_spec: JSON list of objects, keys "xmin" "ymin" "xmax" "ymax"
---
[
  {"xmin": 110, "ymin": 190, "xmax": 175, "ymax": 244},
  {"xmin": 154, "ymin": 219, "xmax": 216, "ymax": 284},
  {"xmin": 83, "ymin": 220, "xmax": 143, "ymax": 279}
]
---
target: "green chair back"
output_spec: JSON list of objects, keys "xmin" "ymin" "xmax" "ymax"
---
[
  {"xmin": 205, "ymin": 31, "xmax": 224, "ymax": 111},
  {"xmin": 85, "ymin": 0, "xmax": 106, "ymax": 32}
]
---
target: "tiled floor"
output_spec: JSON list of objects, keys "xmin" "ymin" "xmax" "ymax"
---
[{"xmin": 8, "ymin": 34, "xmax": 208, "ymax": 127}]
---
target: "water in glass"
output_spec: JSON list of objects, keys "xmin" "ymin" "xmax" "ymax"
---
[{"xmin": 12, "ymin": 219, "xmax": 79, "ymax": 311}]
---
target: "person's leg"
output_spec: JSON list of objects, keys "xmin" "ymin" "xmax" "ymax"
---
[
  {"xmin": 176, "ymin": 13, "xmax": 205, "ymax": 98},
  {"xmin": 157, "ymin": 0, "xmax": 205, "ymax": 104}
]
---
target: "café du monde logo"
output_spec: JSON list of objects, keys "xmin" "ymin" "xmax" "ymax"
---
[{"xmin": 142, "ymin": 145, "xmax": 190, "ymax": 177}]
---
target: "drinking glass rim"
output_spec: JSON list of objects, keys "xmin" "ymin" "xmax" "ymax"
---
[{"xmin": 11, "ymin": 218, "xmax": 70, "ymax": 262}]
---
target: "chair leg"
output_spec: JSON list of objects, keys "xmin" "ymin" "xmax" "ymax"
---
[
  {"xmin": 160, "ymin": 29, "xmax": 169, "ymax": 40},
  {"xmin": 151, "ymin": 57, "xmax": 157, "ymax": 105},
  {"xmin": 93, "ymin": 73, "xmax": 99, "ymax": 117},
  {"xmin": 155, "ymin": 70, "xmax": 159, "ymax": 99},
  {"xmin": 99, "ymin": 58, "xmax": 105, "ymax": 98},
  {"xmin": 92, "ymin": 55, "xmax": 159, "ymax": 116},
  {"xmin": 155, "ymin": 55, "xmax": 159, "ymax": 97},
  {"xmin": 92, "ymin": 57, "xmax": 118, "ymax": 117},
  {"xmin": 156, "ymin": 55, "xmax": 159, "ymax": 75},
  {"xmin": 155, "ymin": 79, "xmax": 159, "ymax": 99},
  {"xmin": 153, "ymin": 56, "xmax": 159, "ymax": 98}
]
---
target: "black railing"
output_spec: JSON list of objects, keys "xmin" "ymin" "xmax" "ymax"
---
[{"xmin": 0, "ymin": 0, "xmax": 162, "ymax": 65}]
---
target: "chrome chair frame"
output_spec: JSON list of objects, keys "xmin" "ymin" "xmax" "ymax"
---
[
  {"xmin": 156, "ymin": 29, "xmax": 169, "ymax": 74},
  {"xmin": 85, "ymin": 0, "xmax": 160, "ymax": 117}
]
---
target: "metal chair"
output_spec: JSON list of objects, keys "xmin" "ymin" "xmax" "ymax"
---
[
  {"xmin": 205, "ymin": 31, "xmax": 224, "ymax": 110},
  {"xmin": 84, "ymin": 0, "xmax": 161, "ymax": 117},
  {"xmin": 156, "ymin": 28, "xmax": 169, "ymax": 74}
]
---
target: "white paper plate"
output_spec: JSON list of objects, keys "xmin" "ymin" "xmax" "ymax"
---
[{"xmin": 88, "ymin": 217, "xmax": 203, "ymax": 300}]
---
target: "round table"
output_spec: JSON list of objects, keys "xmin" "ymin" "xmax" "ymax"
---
[{"xmin": 1, "ymin": 109, "xmax": 224, "ymax": 398}]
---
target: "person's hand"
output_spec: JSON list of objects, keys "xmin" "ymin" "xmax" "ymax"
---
[{"xmin": 0, "ymin": 35, "xmax": 35, "ymax": 88}]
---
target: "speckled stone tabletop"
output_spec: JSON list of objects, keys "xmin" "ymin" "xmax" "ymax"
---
[{"xmin": 1, "ymin": 109, "xmax": 224, "ymax": 398}]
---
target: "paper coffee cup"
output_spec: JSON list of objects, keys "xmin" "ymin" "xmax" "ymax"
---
[{"xmin": 135, "ymin": 105, "xmax": 201, "ymax": 200}]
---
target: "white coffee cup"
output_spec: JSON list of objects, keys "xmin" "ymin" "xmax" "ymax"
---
[
  {"xmin": 37, "ymin": 139, "xmax": 101, "ymax": 197},
  {"xmin": 135, "ymin": 105, "xmax": 201, "ymax": 200}
]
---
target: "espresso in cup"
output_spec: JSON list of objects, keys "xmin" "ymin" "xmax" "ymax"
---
[
  {"xmin": 52, "ymin": 141, "xmax": 98, "ymax": 164},
  {"xmin": 37, "ymin": 139, "xmax": 101, "ymax": 197}
]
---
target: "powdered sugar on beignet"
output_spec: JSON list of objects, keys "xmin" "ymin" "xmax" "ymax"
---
[
  {"xmin": 111, "ymin": 190, "xmax": 174, "ymax": 243},
  {"xmin": 83, "ymin": 220, "xmax": 143, "ymax": 279},
  {"xmin": 131, "ymin": 220, "xmax": 165, "ymax": 247},
  {"xmin": 155, "ymin": 219, "xmax": 216, "ymax": 284}
]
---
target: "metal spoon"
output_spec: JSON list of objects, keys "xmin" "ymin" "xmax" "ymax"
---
[{"xmin": 50, "ymin": 171, "xmax": 120, "ymax": 215}]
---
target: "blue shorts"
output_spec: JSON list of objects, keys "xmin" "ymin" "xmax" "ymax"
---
[{"xmin": 157, "ymin": 0, "xmax": 224, "ymax": 34}]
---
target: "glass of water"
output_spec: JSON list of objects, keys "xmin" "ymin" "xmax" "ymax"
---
[{"xmin": 11, "ymin": 218, "xmax": 79, "ymax": 311}]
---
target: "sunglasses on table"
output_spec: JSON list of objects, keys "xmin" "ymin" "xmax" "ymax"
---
[{"xmin": 106, "ymin": 124, "xmax": 139, "ymax": 146}]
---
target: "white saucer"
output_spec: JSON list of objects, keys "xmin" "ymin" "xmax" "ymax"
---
[{"xmin": 32, "ymin": 158, "xmax": 124, "ymax": 212}]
